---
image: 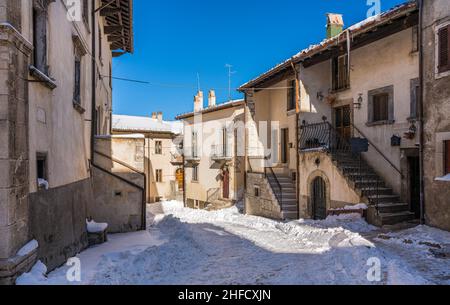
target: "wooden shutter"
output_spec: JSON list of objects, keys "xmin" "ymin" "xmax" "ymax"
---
[
  {"xmin": 445, "ymin": 140, "xmax": 450, "ymax": 175},
  {"xmin": 373, "ymin": 93, "xmax": 389, "ymax": 122},
  {"xmin": 438, "ymin": 25, "xmax": 450, "ymax": 73}
]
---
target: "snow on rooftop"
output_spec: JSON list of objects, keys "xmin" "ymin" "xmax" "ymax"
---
[
  {"xmin": 112, "ymin": 114, "xmax": 183, "ymax": 135},
  {"xmin": 239, "ymin": 1, "xmax": 416, "ymax": 90}
]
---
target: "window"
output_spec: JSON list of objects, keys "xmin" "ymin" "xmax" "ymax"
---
[
  {"xmin": 437, "ymin": 24, "xmax": 450, "ymax": 74},
  {"xmin": 98, "ymin": 26, "xmax": 103, "ymax": 64},
  {"xmin": 412, "ymin": 25, "xmax": 419, "ymax": 53},
  {"xmin": 254, "ymin": 186, "xmax": 260, "ymax": 197},
  {"xmin": 192, "ymin": 166, "xmax": 199, "ymax": 182},
  {"xmin": 155, "ymin": 141, "xmax": 163, "ymax": 155},
  {"xmin": 74, "ymin": 58, "xmax": 81, "ymax": 104},
  {"xmin": 82, "ymin": 0, "xmax": 89, "ymax": 25},
  {"xmin": 222, "ymin": 128, "xmax": 228, "ymax": 157},
  {"xmin": 332, "ymin": 55, "xmax": 349, "ymax": 91},
  {"xmin": 287, "ymin": 80, "xmax": 296, "ymax": 111},
  {"xmin": 368, "ymin": 86, "xmax": 394, "ymax": 125},
  {"xmin": 445, "ymin": 140, "xmax": 450, "ymax": 175},
  {"xmin": 192, "ymin": 132, "xmax": 198, "ymax": 158},
  {"xmin": 36, "ymin": 153, "xmax": 47, "ymax": 180},
  {"xmin": 33, "ymin": 5, "xmax": 48, "ymax": 74},
  {"xmin": 156, "ymin": 170, "xmax": 163, "ymax": 183},
  {"xmin": 410, "ymin": 78, "xmax": 420, "ymax": 119},
  {"xmin": 373, "ymin": 93, "xmax": 389, "ymax": 122}
]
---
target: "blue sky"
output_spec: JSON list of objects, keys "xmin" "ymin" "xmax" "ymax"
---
[{"xmin": 112, "ymin": 0, "xmax": 407, "ymax": 120}]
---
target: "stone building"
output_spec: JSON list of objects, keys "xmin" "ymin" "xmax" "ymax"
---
[
  {"xmin": 112, "ymin": 112, "xmax": 184, "ymax": 203},
  {"xmin": 0, "ymin": 0, "xmax": 143, "ymax": 284},
  {"xmin": 239, "ymin": 2, "xmax": 423, "ymax": 226},
  {"xmin": 421, "ymin": 0, "xmax": 450, "ymax": 231},
  {"xmin": 176, "ymin": 91, "xmax": 245, "ymax": 210}
]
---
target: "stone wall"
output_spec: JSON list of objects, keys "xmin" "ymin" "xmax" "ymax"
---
[
  {"xmin": 245, "ymin": 172, "xmax": 282, "ymax": 220},
  {"xmin": 28, "ymin": 178, "xmax": 93, "ymax": 271},
  {"xmin": 422, "ymin": 0, "xmax": 450, "ymax": 231},
  {"xmin": 91, "ymin": 166, "xmax": 145, "ymax": 234}
]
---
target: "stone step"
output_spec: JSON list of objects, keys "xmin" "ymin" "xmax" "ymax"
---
[
  {"xmin": 377, "ymin": 203, "xmax": 410, "ymax": 214},
  {"xmin": 283, "ymin": 211, "xmax": 298, "ymax": 220},
  {"xmin": 354, "ymin": 180, "xmax": 386, "ymax": 189},
  {"xmin": 347, "ymin": 173, "xmax": 379, "ymax": 181},
  {"xmin": 378, "ymin": 211, "xmax": 416, "ymax": 226},
  {"xmin": 367, "ymin": 194, "xmax": 400, "ymax": 204},
  {"xmin": 282, "ymin": 204, "xmax": 298, "ymax": 212},
  {"xmin": 360, "ymin": 187, "xmax": 394, "ymax": 196}
]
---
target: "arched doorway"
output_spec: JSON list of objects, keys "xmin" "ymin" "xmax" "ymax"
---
[
  {"xmin": 312, "ymin": 177, "xmax": 327, "ymax": 220},
  {"xmin": 175, "ymin": 168, "xmax": 184, "ymax": 191}
]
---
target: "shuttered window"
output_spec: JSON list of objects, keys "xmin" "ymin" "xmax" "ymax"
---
[
  {"xmin": 438, "ymin": 25, "xmax": 450, "ymax": 73},
  {"xmin": 156, "ymin": 170, "xmax": 163, "ymax": 183},
  {"xmin": 332, "ymin": 55, "xmax": 349, "ymax": 91},
  {"xmin": 445, "ymin": 140, "xmax": 450, "ymax": 175},
  {"xmin": 287, "ymin": 80, "xmax": 296, "ymax": 111},
  {"xmin": 373, "ymin": 93, "xmax": 389, "ymax": 122}
]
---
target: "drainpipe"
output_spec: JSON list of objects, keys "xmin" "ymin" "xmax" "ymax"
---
[
  {"xmin": 290, "ymin": 59, "xmax": 301, "ymax": 220},
  {"xmin": 90, "ymin": 4, "xmax": 97, "ymax": 165},
  {"xmin": 417, "ymin": 0, "xmax": 426, "ymax": 225}
]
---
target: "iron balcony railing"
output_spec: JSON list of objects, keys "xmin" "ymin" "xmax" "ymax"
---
[
  {"xmin": 211, "ymin": 145, "xmax": 232, "ymax": 160},
  {"xmin": 299, "ymin": 121, "xmax": 400, "ymax": 214}
]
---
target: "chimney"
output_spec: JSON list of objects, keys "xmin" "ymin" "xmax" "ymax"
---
[
  {"xmin": 194, "ymin": 90, "xmax": 204, "ymax": 112},
  {"xmin": 208, "ymin": 90, "xmax": 216, "ymax": 108},
  {"xmin": 157, "ymin": 112, "xmax": 163, "ymax": 123},
  {"xmin": 151, "ymin": 112, "xmax": 157, "ymax": 120},
  {"xmin": 326, "ymin": 13, "xmax": 344, "ymax": 39}
]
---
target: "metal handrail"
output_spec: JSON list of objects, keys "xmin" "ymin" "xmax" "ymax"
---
[
  {"xmin": 207, "ymin": 188, "xmax": 220, "ymax": 203},
  {"xmin": 265, "ymin": 167, "xmax": 283, "ymax": 210},
  {"xmin": 351, "ymin": 123, "xmax": 403, "ymax": 177},
  {"xmin": 299, "ymin": 122, "xmax": 386, "ymax": 213}
]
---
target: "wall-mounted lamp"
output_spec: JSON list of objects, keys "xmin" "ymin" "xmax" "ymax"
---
[{"xmin": 354, "ymin": 94, "xmax": 363, "ymax": 109}]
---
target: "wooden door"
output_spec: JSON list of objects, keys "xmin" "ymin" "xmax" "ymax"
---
[
  {"xmin": 176, "ymin": 169, "xmax": 184, "ymax": 191},
  {"xmin": 281, "ymin": 129, "xmax": 289, "ymax": 164},
  {"xmin": 223, "ymin": 169, "xmax": 230, "ymax": 199},
  {"xmin": 334, "ymin": 105, "xmax": 351, "ymax": 140},
  {"xmin": 312, "ymin": 177, "xmax": 327, "ymax": 220}
]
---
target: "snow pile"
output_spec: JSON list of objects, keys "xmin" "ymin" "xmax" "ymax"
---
[
  {"xmin": 16, "ymin": 261, "xmax": 47, "ymax": 285},
  {"xmin": 17, "ymin": 240, "xmax": 38, "ymax": 257},
  {"xmin": 38, "ymin": 178, "xmax": 49, "ymax": 190},
  {"xmin": 86, "ymin": 220, "xmax": 108, "ymax": 233},
  {"xmin": 435, "ymin": 174, "xmax": 450, "ymax": 182}
]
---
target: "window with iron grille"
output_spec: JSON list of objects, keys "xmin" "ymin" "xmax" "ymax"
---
[
  {"xmin": 332, "ymin": 55, "xmax": 349, "ymax": 91},
  {"xmin": 437, "ymin": 24, "xmax": 450, "ymax": 74}
]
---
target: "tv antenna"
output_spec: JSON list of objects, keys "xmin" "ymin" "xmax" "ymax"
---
[{"xmin": 225, "ymin": 64, "xmax": 236, "ymax": 101}]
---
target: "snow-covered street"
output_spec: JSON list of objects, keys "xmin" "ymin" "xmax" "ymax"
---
[{"xmin": 18, "ymin": 202, "xmax": 450, "ymax": 285}]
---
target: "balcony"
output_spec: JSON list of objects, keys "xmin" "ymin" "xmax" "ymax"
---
[
  {"xmin": 170, "ymin": 153, "xmax": 184, "ymax": 165},
  {"xmin": 211, "ymin": 145, "xmax": 232, "ymax": 162}
]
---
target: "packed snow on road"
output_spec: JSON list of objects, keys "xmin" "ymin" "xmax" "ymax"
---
[{"xmin": 17, "ymin": 201, "xmax": 450, "ymax": 285}]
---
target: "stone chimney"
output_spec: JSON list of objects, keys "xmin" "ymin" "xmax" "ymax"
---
[
  {"xmin": 326, "ymin": 13, "xmax": 344, "ymax": 38},
  {"xmin": 208, "ymin": 90, "xmax": 216, "ymax": 108},
  {"xmin": 151, "ymin": 112, "xmax": 157, "ymax": 120},
  {"xmin": 157, "ymin": 112, "xmax": 163, "ymax": 123},
  {"xmin": 194, "ymin": 90, "xmax": 204, "ymax": 112}
]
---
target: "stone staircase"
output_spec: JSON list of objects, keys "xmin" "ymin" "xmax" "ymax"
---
[
  {"xmin": 206, "ymin": 198, "xmax": 235, "ymax": 211},
  {"xmin": 332, "ymin": 152, "xmax": 415, "ymax": 226},
  {"xmin": 267, "ymin": 172, "xmax": 298, "ymax": 220}
]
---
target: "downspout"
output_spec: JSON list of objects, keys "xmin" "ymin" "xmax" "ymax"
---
[
  {"xmin": 417, "ymin": 0, "xmax": 426, "ymax": 224},
  {"xmin": 90, "ymin": 4, "xmax": 96, "ymax": 165},
  {"xmin": 290, "ymin": 59, "xmax": 300, "ymax": 220},
  {"xmin": 243, "ymin": 93, "xmax": 248, "ymax": 214}
]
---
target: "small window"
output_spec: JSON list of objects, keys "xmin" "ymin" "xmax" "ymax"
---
[
  {"xmin": 437, "ymin": 24, "xmax": 450, "ymax": 74},
  {"xmin": 222, "ymin": 128, "xmax": 228, "ymax": 157},
  {"xmin": 155, "ymin": 141, "xmax": 163, "ymax": 155},
  {"xmin": 254, "ymin": 186, "xmax": 260, "ymax": 197},
  {"xmin": 192, "ymin": 166, "xmax": 199, "ymax": 182},
  {"xmin": 156, "ymin": 169, "xmax": 163, "ymax": 183},
  {"xmin": 332, "ymin": 55, "xmax": 349, "ymax": 91},
  {"xmin": 287, "ymin": 80, "xmax": 297, "ymax": 111},
  {"xmin": 412, "ymin": 25, "xmax": 419, "ymax": 53},
  {"xmin": 37, "ymin": 153, "xmax": 47, "ymax": 180},
  {"xmin": 74, "ymin": 58, "xmax": 81, "ymax": 104},
  {"xmin": 445, "ymin": 140, "xmax": 450, "ymax": 175},
  {"xmin": 373, "ymin": 93, "xmax": 389, "ymax": 122},
  {"xmin": 410, "ymin": 78, "xmax": 420, "ymax": 119},
  {"xmin": 192, "ymin": 132, "xmax": 198, "ymax": 158}
]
